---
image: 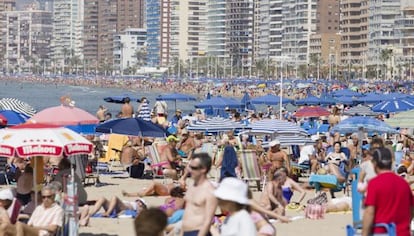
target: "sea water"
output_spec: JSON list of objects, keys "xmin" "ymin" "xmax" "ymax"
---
[{"xmin": 0, "ymin": 81, "xmax": 198, "ymax": 116}]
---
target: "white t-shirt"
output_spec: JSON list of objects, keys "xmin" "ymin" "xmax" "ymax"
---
[
  {"xmin": 298, "ymin": 145, "xmax": 315, "ymax": 164},
  {"xmin": 359, "ymin": 161, "xmax": 376, "ymax": 184},
  {"xmin": 220, "ymin": 209, "xmax": 257, "ymax": 236},
  {"xmin": 28, "ymin": 203, "xmax": 64, "ymax": 236}
]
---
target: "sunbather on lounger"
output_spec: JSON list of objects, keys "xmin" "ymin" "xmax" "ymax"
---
[{"xmin": 86, "ymin": 196, "xmax": 147, "ymax": 218}]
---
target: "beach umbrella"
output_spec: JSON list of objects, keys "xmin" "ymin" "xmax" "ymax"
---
[
  {"xmin": 155, "ymin": 93, "xmax": 196, "ymax": 111},
  {"xmin": 28, "ymin": 104, "xmax": 99, "ymax": 135},
  {"xmin": 241, "ymin": 92, "xmax": 256, "ymax": 111},
  {"xmin": 356, "ymin": 93, "xmax": 384, "ymax": 104},
  {"xmin": 382, "ymin": 92, "xmax": 409, "ymax": 100},
  {"xmin": 103, "ymin": 94, "xmax": 140, "ymax": 104},
  {"xmin": 343, "ymin": 105, "xmax": 379, "ymax": 117},
  {"xmin": 187, "ymin": 117, "xmax": 245, "ymax": 133},
  {"xmin": 0, "ymin": 98, "xmax": 36, "ymax": 117},
  {"xmin": 372, "ymin": 98, "xmax": 414, "ymax": 113},
  {"xmin": 331, "ymin": 89, "xmax": 363, "ymax": 97},
  {"xmin": 331, "ymin": 116, "xmax": 398, "ymax": 134},
  {"xmin": 385, "ymin": 110, "xmax": 414, "ymax": 128},
  {"xmin": 195, "ymin": 96, "xmax": 243, "ymax": 109},
  {"xmin": 294, "ymin": 106, "xmax": 331, "ymax": 118},
  {"xmin": 95, "ymin": 117, "xmax": 166, "ymax": 137},
  {"xmin": 29, "ymin": 105, "xmax": 99, "ymax": 126},
  {"xmin": 0, "ymin": 123, "xmax": 93, "ymax": 221},
  {"xmin": 251, "ymin": 94, "xmax": 293, "ymax": 105},
  {"xmin": 334, "ymin": 96, "xmax": 354, "ymax": 105},
  {"xmin": 295, "ymin": 96, "xmax": 332, "ymax": 106},
  {"xmin": 0, "ymin": 110, "xmax": 29, "ymax": 126},
  {"xmin": 0, "ymin": 123, "xmax": 93, "ymax": 158},
  {"xmin": 285, "ymin": 103, "xmax": 298, "ymax": 113},
  {"xmin": 246, "ymin": 119, "xmax": 308, "ymax": 136}
]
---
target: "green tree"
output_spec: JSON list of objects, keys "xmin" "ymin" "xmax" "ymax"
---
[{"xmin": 380, "ymin": 48, "xmax": 393, "ymax": 79}]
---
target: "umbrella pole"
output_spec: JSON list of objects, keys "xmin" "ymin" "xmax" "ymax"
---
[{"xmin": 34, "ymin": 157, "xmax": 38, "ymax": 206}]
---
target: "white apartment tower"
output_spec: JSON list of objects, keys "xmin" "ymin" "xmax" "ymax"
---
[
  {"xmin": 367, "ymin": 0, "xmax": 401, "ymax": 66},
  {"xmin": 206, "ymin": 0, "xmax": 227, "ymax": 59},
  {"xmin": 269, "ymin": 0, "xmax": 283, "ymax": 59},
  {"xmin": 281, "ymin": 0, "xmax": 317, "ymax": 66},
  {"xmin": 51, "ymin": 0, "xmax": 84, "ymax": 71}
]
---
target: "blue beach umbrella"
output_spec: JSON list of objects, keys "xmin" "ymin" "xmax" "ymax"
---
[
  {"xmin": 331, "ymin": 89, "xmax": 363, "ymax": 97},
  {"xmin": 103, "ymin": 95, "xmax": 140, "ymax": 104},
  {"xmin": 195, "ymin": 96, "xmax": 243, "ymax": 109},
  {"xmin": 331, "ymin": 116, "xmax": 398, "ymax": 134},
  {"xmin": 295, "ymin": 96, "xmax": 327, "ymax": 106},
  {"xmin": 372, "ymin": 98, "xmax": 414, "ymax": 113},
  {"xmin": 95, "ymin": 118, "xmax": 166, "ymax": 137},
  {"xmin": 251, "ymin": 94, "xmax": 293, "ymax": 105},
  {"xmin": 0, "ymin": 110, "xmax": 29, "ymax": 126},
  {"xmin": 241, "ymin": 92, "xmax": 256, "ymax": 111},
  {"xmin": 356, "ymin": 93, "xmax": 384, "ymax": 104},
  {"xmin": 334, "ymin": 96, "xmax": 354, "ymax": 105},
  {"xmin": 156, "ymin": 93, "xmax": 196, "ymax": 111}
]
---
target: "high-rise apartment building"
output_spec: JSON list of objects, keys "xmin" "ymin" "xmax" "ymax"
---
[
  {"xmin": 394, "ymin": 4, "xmax": 414, "ymax": 79},
  {"xmin": 367, "ymin": 0, "xmax": 401, "ymax": 67},
  {"xmin": 269, "ymin": 0, "xmax": 283, "ymax": 59},
  {"xmin": 51, "ymin": 0, "xmax": 84, "ymax": 73},
  {"xmin": 206, "ymin": 0, "xmax": 226, "ymax": 59},
  {"xmin": 113, "ymin": 28, "xmax": 147, "ymax": 74},
  {"xmin": 309, "ymin": 0, "xmax": 340, "ymax": 77},
  {"xmin": 84, "ymin": 0, "xmax": 145, "ymax": 74},
  {"xmin": 177, "ymin": 0, "xmax": 207, "ymax": 63},
  {"xmin": 3, "ymin": 10, "xmax": 52, "ymax": 73},
  {"xmin": 0, "ymin": 0, "xmax": 16, "ymax": 66},
  {"xmin": 339, "ymin": 0, "xmax": 368, "ymax": 66},
  {"xmin": 281, "ymin": 0, "xmax": 317, "ymax": 67},
  {"xmin": 117, "ymin": 0, "xmax": 145, "ymax": 31},
  {"xmin": 226, "ymin": 0, "xmax": 254, "ymax": 73}
]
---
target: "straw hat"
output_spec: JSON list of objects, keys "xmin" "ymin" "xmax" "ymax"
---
[{"xmin": 214, "ymin": 177, "xmax": 249, "ymax": 205}]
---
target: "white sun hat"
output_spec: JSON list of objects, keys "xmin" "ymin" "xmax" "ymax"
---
[
  {"xmin": 0, "ymin": 188, "xmax": 14, "ymax": 200},
  {"xmin": 214, "ymin": 177, "xmax": 249, "ymax": 205},
  {"xmin": 269, "ymin": 139, "xmax": 281, "ymax": 147}
]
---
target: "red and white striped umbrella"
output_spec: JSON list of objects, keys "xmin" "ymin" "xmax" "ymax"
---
[{"xmin": 0, "ymin": 123, "xmax": 93, "ymax": 158}]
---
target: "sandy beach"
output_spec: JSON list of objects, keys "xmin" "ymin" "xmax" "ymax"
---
[{"xmin": 76, "ymin": 172, "xmax": 351, "ymax": 236}]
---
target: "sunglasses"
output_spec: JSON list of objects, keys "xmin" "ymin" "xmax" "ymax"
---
[
  {"xmin": 42, "ymin": 195, "xmax": 54, "ymax": 199},
  {"xmin": 189, "ymin": 165, "xmax": 202, "ymax": 170}
]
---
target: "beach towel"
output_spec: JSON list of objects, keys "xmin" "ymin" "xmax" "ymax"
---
[
  {"xmin": 220, "ymin": 145, "xmax": 238, "ymax": 180},
  {"xmin": 168, "ymin": 209, "xmax": 185, "ymax": 224},
  {"xmin": 101, "ymin": 134, "xmax": 129, "ymax": 163},
  {"xmin": 309, "ymin": 174, "xmax": 341, "ymax": 190}
]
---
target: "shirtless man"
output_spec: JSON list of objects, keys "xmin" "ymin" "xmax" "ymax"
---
[
  {"xmin": 260, "ymin": 170, "xmax": 287, "ymax": 215},
  {"xmin": 267, "ymin": 139, "xmax": 290, "ymax": 176},
  {"xmin": 121, "ymin": 97, "xmax": 134, "ymax": 118},
  {"xmin": 182, "ymin": 153, "xmax": 217, "ymax": 236},
  {"xmin": 177, "ymin": 130, "xmax": 196, "ymax": 157},
  {"xmin": 96, "ymin": 105, "xmax": 107, "ymax": 122},
  {"xmin": 347, "ymin": 133, "xmax": 360, "ymax": 168}
]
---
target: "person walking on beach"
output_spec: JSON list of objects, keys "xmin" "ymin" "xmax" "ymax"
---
[
  {"xmin": 121, "ymin": 97, "xmax": 134, "ymax": 118},
  {"xmin": 182, "ymin": 153, "xmax": 217, "ymax": 236},
  {"xmin": 136, "ymin": 97, "xmax": 151, "ymax": 121},
  {"xmin": 362, "ymin": 147, "xmax": 414, "ymax": 236}
]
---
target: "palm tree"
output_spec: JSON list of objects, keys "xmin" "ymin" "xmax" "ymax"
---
[
  {"xmin": 134, "ymin": 48, "xmax": 147, "ymax": 69},
  {"xmin": 380, "ymin": 48, "xmax": 393, "ymax": 79}
]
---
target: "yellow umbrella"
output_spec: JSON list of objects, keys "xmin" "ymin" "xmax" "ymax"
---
[{"xmin": 257, "ymin": 83, "xmax": 266, "ymax": 89}]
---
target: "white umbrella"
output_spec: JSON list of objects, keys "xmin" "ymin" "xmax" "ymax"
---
[{"xmin": 187, "ymin": 117, "xmax": 245, "ymax": 133}]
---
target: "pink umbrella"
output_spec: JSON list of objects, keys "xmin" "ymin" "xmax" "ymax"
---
[{"xmin": 28, "ymin": 105, "xmax": 99, "ymax": 126}]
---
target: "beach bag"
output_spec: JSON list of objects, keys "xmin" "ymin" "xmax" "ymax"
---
[
  {"xmin": 305, "ymin": 192, "xmax": 328, "ymax": 220},
  {"xmin": 127, "ymin": 163, "xmax": 145, "ymax": 179},
  {"xmin": 305, "ymin": 203, "xmax": 326, "ymax": 220}
]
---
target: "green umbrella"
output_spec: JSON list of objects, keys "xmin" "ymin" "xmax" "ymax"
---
[{"xmin": 385, "ymin": 110, "xmax": 414, "ymax": 128}]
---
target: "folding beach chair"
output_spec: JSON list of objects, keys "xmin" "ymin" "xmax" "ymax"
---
[
  {"xmin": 239, "ymin": 150, "xmax": 262, "ymax": 191},
  {"xmin": 145, "ymin": 142, "xmax": 169, "ymax": 179},
  {"xmin": 346, "ymin": 168, "xmax": 396, "ymax": 236}
]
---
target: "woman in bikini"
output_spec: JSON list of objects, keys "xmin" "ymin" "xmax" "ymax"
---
[{"xmin": 325, "ymin": 141, "xmax": 348, "ymax": 184}]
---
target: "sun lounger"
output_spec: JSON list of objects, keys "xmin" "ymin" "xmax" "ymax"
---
[
  {"xmin": 145, "ymin": 142, "xmax": 169, "ymax": 179},
  {"xmin": 239, "ymin": 150, "xmax": 261, "ymax": 191}
]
